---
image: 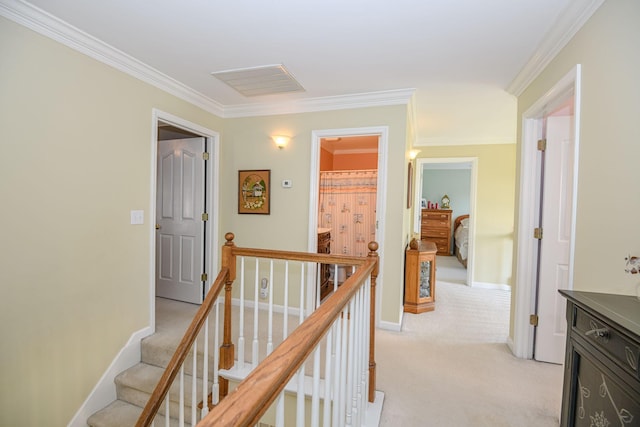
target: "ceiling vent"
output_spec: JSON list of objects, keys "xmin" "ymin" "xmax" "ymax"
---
[{"xmin": 211, "ymin": 64, "xmax": 305, "ymax": 97}]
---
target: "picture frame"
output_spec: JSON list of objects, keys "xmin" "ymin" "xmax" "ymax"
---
[{"xmin": 238, "ymin": 169, "xmax": 271, "ymax": 214}]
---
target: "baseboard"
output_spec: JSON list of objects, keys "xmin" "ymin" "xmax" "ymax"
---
[
  {"xmin": 471, "ymin": 281, "xmax": 511, "ymax": 291},
  {"xmin": 377, "ymin": 318, "xmax": 402, "ymax": 332},
  {"xmin": 67, "ymin": 326, "xmax": 153, "ymax": 427}
]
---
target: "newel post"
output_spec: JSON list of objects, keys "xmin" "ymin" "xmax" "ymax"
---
[
  {"xmin": 367, "ymin": 241, "xmax": 379, "ymax": 403},
  {"xmin": 219, "ymin": 232, "xmax": 236, "ymax": 399}
]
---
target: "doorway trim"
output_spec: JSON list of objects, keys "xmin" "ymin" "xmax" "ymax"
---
[
  {"xmin": 414, "ymin": 157, "xmax": 478, "ymax": 287},
  {"xmin": 511, "ymin": 65, "xmax": 581, "ymax": 358},
  {"xmin": 308, "ymin": 126, "xmax": 389, "ymax": 325},
  {"xmin": 150, "ymin": 109, "xmax": 220, "ymax": 329}
]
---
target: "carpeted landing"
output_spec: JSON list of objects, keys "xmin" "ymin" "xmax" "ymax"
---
[{"xmin": 377, "ymin": 278, "xmax": 564, "ymax": 427}]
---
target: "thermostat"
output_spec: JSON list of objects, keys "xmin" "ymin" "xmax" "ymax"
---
[{"xmin": 282, "ymin": 179, "xmax": 293, "ymax": 188}]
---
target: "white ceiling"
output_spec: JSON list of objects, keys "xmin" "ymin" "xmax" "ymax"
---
[{"xmin": 9, "ymin": 0, "xmax": 600, "ymax": 143}]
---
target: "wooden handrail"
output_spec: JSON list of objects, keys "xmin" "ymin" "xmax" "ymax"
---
[
  {"xmin": 198, "ymin": 255, "xmax": 378, "ymax": 427},
  {"xmin": 135, "ymin": 267, "xmax": 230, "ymax": 427},
  {"xmin": 231, "ymin": 245, "xmax": 369, "ymax": 266}
]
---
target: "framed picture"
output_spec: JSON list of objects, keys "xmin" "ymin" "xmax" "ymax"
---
[{"xmin": 238, "ymin": 169, "xmax": 271, "ymax": 214}]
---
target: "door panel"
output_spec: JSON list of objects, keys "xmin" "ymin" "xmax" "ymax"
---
[
  {"xmin": 535, "ymin": 116, "xmax": 573, "ymax": 364},
  {"xmin": 156, "ymin": 138, "xmax": 205, "ymax": 304}
]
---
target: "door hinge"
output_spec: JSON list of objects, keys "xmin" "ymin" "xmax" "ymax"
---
[
  {"xmin": 202, "ymin": 152, "xmax": 209, "ymax": 160},
  {"xmin": 534, "ymin": 227, "xmax": 543, "ymax": 239},
  {"xmin": 537, "ymin": 139, "xmax": 547, "ymax": 151},
  {"xmin": 530, "ymin": 314, "xmax": 539, "ymax": 327},
  {"xmin": 201, "ymin": 273, "xmax": 208, "ymax": 282},
  {"xmin": 202, "ymin": 212, "xmax": 209, "ymax": 221}
]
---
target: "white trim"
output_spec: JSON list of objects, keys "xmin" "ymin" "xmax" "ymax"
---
[
  {"xmin": 151, "ymin": 109, "xmax": 221, "ymax": 308},
  {"xmin": 0, "ymin": 0, "xmax": 413, "ymax": 119},
  {"xmin": 223, "ymin": 89, "xmax": 415, "ymax": 118},
  {"xmin": 67, "ymin": 326, "xmax": 153, "ymax": 427},
  {"xmin": 308, "ymin": 126, "xmax": 389, "ymax": 327},
  {"xmin": 415, "ymin": 137, "xmax": 515, "ymax": 147},
  {"xmin": 512, "ymin": 65, "xmax": 581, "ymax": 359},
  {"xmin": 507, "ymin": 0, "xmax": 604, "ymax": 96},
  {"xmin": 414, "ymin": 157, "xmax": 478, "ymax": 289},
  {"xmin": 377, "ymin": 319, "xmax": 402, "ymax": 332},
  {"xmin": 0, "ymin": 0, "xmax": 225, "ymax": 117}
]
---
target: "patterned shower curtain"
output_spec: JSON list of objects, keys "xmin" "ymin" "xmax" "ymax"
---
[{"xmin": 318, "ymin": 169, "xmax": 377, "ymax": 257}]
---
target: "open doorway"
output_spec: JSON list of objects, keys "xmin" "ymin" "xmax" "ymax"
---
[
  {"xmin": 414, "ymin": 157, "xmax": 477, "ymax": 288},
  {"xmin": 149, "ymin": 110, "xmax": 220, "ymax": 326},
  {"xmin": 308, "ymin": 126, "xmax": 388, "ymax": 322}
]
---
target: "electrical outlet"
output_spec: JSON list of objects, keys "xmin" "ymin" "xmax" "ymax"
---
[
  {"xmin": 260, "ymin": 278, "xmax": 268, "ymax": 299},
  {"xmin": 282, "ymin": 179, "xmax": 292, "ymax": 188}
]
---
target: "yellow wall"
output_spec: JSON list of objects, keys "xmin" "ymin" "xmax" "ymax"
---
[
  {"xmin": 0, "ymin": 14, "xmax": 412, "ymax": 424},
  {"xmin": 0, "ymin": 17, "xmax": 224, "ymax": 426},
  {"xmin": 223, "ymin": 106, "xmax": 409, "ymax": 326},
  {"xmin": 415, "ymin": 144, "xmax": 516, "ymax": 285},
  {"xmin": 515, "ymin": 0, "xmax": 640, "ymax": 297}
]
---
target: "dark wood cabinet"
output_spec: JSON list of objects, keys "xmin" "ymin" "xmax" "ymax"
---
[{"xmin": 559, "ymin": 290, "xmax": 640, "ymax": 427}]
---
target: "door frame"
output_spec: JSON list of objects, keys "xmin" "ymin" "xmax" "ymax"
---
[
  {"xmin": 414, "ymin": 157, "xmax": 478, "ymax": 287},
  {"xmin": 149, "ymin": 109, "xmax": 220, "ymax": 329},
  {"xmin": 511, "ymin": 65, "xmax": 581, "ymax": 358},
  {"xmin": 308, "ymin": 126, "xmax": 388, "ymax": 325}
]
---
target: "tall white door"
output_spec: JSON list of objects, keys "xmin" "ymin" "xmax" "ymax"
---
[
  {"xmin": 156, "ymin": 138, "xmax": 205, "ymax": 304},
  {"xmin": 534, "ymin": 116, "xmax": 574, "ymax": 364}
]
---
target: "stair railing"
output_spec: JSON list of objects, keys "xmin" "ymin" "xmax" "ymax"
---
[{"xmin": 136, "ymin": 232, "xmax": 378, "ymax": 427}]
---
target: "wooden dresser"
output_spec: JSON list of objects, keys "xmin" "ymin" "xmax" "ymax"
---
[
  {"xmin": 559, "ymin": 290, "xmax": 640, "ymax": 427},
  {"xmin": 421, "ymin": 209, "xmax": 452, "ymax": 255}
]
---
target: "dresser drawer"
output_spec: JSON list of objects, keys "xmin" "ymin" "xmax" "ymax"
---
[
  {"xmin": 575, "ymin": 307, "xmax": 640, "ymax": 379},
  {"xmin": 423, "ymin": 219, "xmax": 449, "ymax": 229},
  {"xmin": 423, "ymin": 212, "xmax": 450, "ymax": 221},
  {"xmin": 423, "ymin": 228, "xmax": 449, "ymax": 238},
  {"xmin": 425, "ymin": 238, "xmax": 448, "ymax": 253}
]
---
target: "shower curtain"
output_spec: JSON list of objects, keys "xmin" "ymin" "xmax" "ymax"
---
[{"xmin": 318, "ymin": 169, "xmax": 377, "ymax": 257}]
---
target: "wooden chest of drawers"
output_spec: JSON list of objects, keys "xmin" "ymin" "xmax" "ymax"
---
[
  {"xmin": 421, "ymin": 209, "xmax": 452, "ymax": 255},
  {"xmin": 559, "ymin": 290, "xmax": 640, "ymax": 427}
]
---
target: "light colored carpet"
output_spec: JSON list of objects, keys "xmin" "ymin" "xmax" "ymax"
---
[{"xmin": 376, "ymin": 276, "xmax": 564, "ymax": 427}]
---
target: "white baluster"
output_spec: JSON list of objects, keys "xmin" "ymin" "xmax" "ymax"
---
[
  {"xmin": 165, "ymin": 395, "xmax": 170, "ymax": 427},
  {"xmin": 332, "ymin": 313, "xmax": 343, "ymax": 426},
  {"xmin": 267, "ymin": 259, "xmax": 274, "ymax": 355},
  {"xmin": 296, "ymin": 365, "xmax": 305, "ymax": 426},
  {"xmin": 311, "ymin": 346, "xmax": 321, "ymax": 427},
  {"xmin": 191, "ymin": 339, "xmax": 197, "ymax": 426},
  {"xmin": 201, "ymin": 317, "xmax": 209, "ymax": 418},
  {"xmin": 299, "ymin": 263, "xmax": 305, "ymax": 324},
  {"xmin": 276, "ymin": 391, "xmax": 285, "ymax": 427},
  {"xmin": 338, "ymin": 308, "xmax": 349, "ymax": 427},
  {"xmin": 179, "ymin": 365, "xmax": 185, "ymax": 426},
  {"xmin": 323, "ymin": 326, "xmax": 334, "ymax": 427},
  {"xmin": 253, "ymin": 258, "xmax": 260, "ymax": 367},
  {"xmin": 345, "ymin": 300, "xmax": 356, "ymax": 427},
  {"xmin": 212, "ymin": 300, "xmax": 220, "ymax": 405},
  {"xmin": 238, "ymin": 257, "xmax": 245, "ymax": 370},
  {"xmin": 283, "ymin": 261, "xmax": 289, "ymax": 338}
]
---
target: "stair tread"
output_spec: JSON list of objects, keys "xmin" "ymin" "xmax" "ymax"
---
[{"xmin": 87, "ymin": 399, "xmax": 179, "ymax": 427}]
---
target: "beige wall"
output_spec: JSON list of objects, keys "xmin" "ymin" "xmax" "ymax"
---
[
  {"xmin": 0, "ymin": 17, "xmax": 224, "ymax": 426},
  {"xmin": 415, "ymin": 144, "xmax": 516, "ymax": 286},
  {"xmin": 223, "ymin": 106, "xmax": 410, "ymax": 326},
  {"xmin": 515, "ymin": 0, "xmax": 640, "ymax": 297}
]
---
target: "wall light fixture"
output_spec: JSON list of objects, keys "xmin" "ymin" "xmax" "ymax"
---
[{"xmin": 272, "ymin": 135, "xmax": 290, "ymax": 149}]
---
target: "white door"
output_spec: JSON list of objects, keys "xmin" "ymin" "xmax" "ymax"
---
[
  {"xmin": 534, "ymin": 116, "xmax": 574, "ymax": 364},
  {"xmin": 156, "ymin": 137, "xmax": 205, "ymax": 304}
]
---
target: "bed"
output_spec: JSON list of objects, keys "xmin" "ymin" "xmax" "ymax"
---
[{"xmin": 454, "ymin": 214, "xmax": 470, "ymax": 268}]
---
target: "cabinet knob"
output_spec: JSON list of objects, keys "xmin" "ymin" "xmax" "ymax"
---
[{"xmin": 585, "ymin": 327, "xmax": 610, "ymax": 340}]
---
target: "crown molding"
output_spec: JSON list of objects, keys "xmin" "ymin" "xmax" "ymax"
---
[
  {"xmin": 415, "ymin": 136, "xmax": 515, "ymax": 147},
  {"xmin": 1, "ymin": 0, "xmax": 414, "ymax": 119},
  {"xmin": 506, "ymin": 0, "xmax": 604, "ymax": 96},
  {"xmin": 0, "ymin": 0, "xmax": 226, "ymax": 116},
  {"xmin": 222, "ymin": 88, "xmax": 416, "ymax": 118}
]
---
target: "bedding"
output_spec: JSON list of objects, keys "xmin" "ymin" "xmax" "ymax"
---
[{"xmin": 454, "ymin": 215, "xmax": 470, "ymax": 268}]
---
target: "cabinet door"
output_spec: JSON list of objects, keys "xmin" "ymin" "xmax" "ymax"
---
[{"xmin": 565, "ymin": 345, "xmax": 639, "ymax": 426}]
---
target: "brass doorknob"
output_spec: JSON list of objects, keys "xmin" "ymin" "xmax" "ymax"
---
[{"xmin": 155, "ymin": 224, "xmax": 161, "ymax": 230}]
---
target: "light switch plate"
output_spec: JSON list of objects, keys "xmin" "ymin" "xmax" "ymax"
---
[{"xmin": 130, "ymin": 210, "xmax": 144, "ymax": 225}]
